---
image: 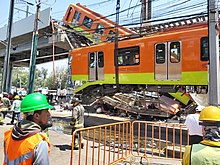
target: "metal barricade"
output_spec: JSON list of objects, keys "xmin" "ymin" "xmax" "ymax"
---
[
  {"xmin": 70, "ymin": 121, "xmax": 132, "ymax": 165},
  {"xmin": 131, "ymin": 121, "xmax": 189, "ymax": 164},
  {"xmin": 70, "ymin": 120, "xmax": 189, "ymax": 165}
]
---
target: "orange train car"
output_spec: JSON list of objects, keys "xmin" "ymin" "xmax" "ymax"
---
[
  {"xmin": 62, "ymin": 3, "xmax": 135, "ymax": 43},
  {"xmin": 69, "ymin": 23, "xmax": 210, "ymax": 103}
]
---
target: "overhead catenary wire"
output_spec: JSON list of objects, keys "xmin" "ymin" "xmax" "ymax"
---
[
  {"xmin": 1, "ymin": 0, "xmax": 211, "ymax": 45},
  {"xmin": 3, "ymin": 0, "xmax": 208, "ymax": 30},
  {"xmin": 63, "ymin": 0, "xmax": 208, "ymax": 33},
  {"xmin": 61, "ymin": 11, "xmax": 207, "ymax": 36},
  {"xmin": 153, "ymin": 1, "xmax": 207, "ymax": 18},
  {"xmin": 129, "ymin": 0, "xmax": 141, "ymax": 18}
]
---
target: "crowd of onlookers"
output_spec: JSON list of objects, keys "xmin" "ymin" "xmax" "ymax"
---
[{"xmin": 0, "ymin": 92, "xmax": 72, "ymax": 124}]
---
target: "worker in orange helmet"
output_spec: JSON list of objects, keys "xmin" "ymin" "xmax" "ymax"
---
[
  {"xmin": 182, "ymin": 106, "xmax": 220, "ymax": 165},
  {"xmin": 3, "ymin": 93, "xmax": 53, "ymax": 165}
]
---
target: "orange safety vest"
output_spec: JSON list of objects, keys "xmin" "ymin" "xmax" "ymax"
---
[{"xmin": 3, "ymin": 129, "xmax": 50, "ymax": 165}]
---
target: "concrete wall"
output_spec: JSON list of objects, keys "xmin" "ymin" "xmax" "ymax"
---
[{"xmin": 0, "ymin": 8, "xmax": 51, "ymax": 41}]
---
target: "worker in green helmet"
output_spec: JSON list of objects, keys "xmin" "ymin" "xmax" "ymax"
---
[{"xmin": 3, "ymin": 93, "xmax": 53, "ymax": 165}]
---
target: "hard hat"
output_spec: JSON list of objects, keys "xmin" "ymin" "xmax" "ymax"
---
[
  {"xmin": 71, "ymin": 97, "xmax": 82, "ymax": 106},
  {"xmin": 199, "ymin": 106, "xmax": 220, "ymax": 122},
  {"xmin": 195, "ymin": 105, "xmax": 205, "ymax": 112},
  {"xmin": 72, "ymin": 97, "xmax": 81, "ymax": 103},
  {"xmin": 3, "ymin": 92, "xmax": 8, "ymax": 97},
  {"xmin": 21, "ymin": 93, "xmax": 53, "ymax": 113},
  {"xmin": 14, "ymin": 95, "xmax": 20, "ymax": 100}
]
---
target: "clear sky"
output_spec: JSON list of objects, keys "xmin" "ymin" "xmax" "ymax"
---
[{"xmin": 0, "ymin": 0, "xmax": 207, "ymax": 73}]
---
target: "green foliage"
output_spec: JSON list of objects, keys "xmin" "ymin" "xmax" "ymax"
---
[
  {"xmin": 12, "ymin": 66, "xmax": 68, "ymax": 90},
  {"xmin": 12, "ymin": 67, "xmax": 29, "ymax": 90},
  {"xmin": 45, "ymin": 66, "xmax": 68, "ymax": 89}
]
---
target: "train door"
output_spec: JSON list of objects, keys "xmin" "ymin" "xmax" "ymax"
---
[
  {"xmin": 88, "ymin": 51, "xmax": 104, "ymax": 81},
  {"xmin": 155, "ymin": 41, "xmax": 182, "ymax": 80}
]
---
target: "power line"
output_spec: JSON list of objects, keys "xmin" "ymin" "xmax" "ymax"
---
[
  {"xmin": 86, "ymin": 0, "xmax": 113, "ymax": 7},
  {"xmin": 61, "ymin": 0, "xmax": 206, "ymax": 33}
]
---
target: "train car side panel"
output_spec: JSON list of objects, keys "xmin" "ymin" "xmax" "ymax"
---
[{"xmin": 70, "ymin": 25, "xmax": 209, "ymax": 93}]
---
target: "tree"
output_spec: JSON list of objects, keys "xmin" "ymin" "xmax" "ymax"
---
[
  {"xmin": 41, "ymin": 67, "xmax": 48, "ymax": 80},
  {"xmin": 11, "ymin": 66, "xmax": 67, "ymax": 91},
  {"xmin": 45, "ymin": 66, "xmax": 67, "ymax": 90},
  {"xmin": 12, "ymin": 67, "xmax": 29, "ymax": 90}
]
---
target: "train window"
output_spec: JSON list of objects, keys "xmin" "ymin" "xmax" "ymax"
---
[
  {"xmin": 66, "ymin": 7, "xmax": 73, "ymax": 21},
  {"xmin": 96, "ymin": 24, "xmax": 105, "ymax": 34},
  {"xmin": 155, "ymin": 44, "xmax": 165, "ymax": 64},
  {"xmin": 170, "ymin": 42, "xmax": 181, "ymax": 63},
  {"xmin": 98, "ymin": 52, "xmax": 104, "ymax": 68},
  {"xmin": 201, "ymin": 37, "xmax": 209, "ymax": 61},
  {"xmin": 107, "ymin": 30, "xmax": 116, "ymax": 41},
  {"xmin": 117, "ymin": 46, "xmax": 140, "ymax": 66},
  {"xmin": 82, "ymin": 16, "xmax": 93, "ymax": 29},
  {"xmin": 89, "ymin": 53, "xmax": 95, "ymax": 68},
  {"xmin": 109, "ymin": 30, "xmax": 115, "ymax": 35},
  {"xmin": 73, "ymin": 10, "xmax": 81, "ymax": 24}
]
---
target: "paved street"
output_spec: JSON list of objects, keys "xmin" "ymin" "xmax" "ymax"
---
[
  {"xmin": 0, "ymin": 111, "xmax": 127, "ymax": 165},
  {"xmin": 0, "ymin": 114, "xmax": 75, "ymax": 165},
  {"xmin": 0, "ymin": 111, "xmax": 181, "ymax": 165}
]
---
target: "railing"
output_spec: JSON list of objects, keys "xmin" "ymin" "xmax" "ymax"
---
[
  {"xmin": 70, "ymin": 121, "xmax": 132, "ymax": 165},
  {"xmin": 131, "ymin": 121, "xmax": 189, "ymax": 164},
  {"xmin": 70, "ymin": 121, "xmax": 189, "ymax": 165}
]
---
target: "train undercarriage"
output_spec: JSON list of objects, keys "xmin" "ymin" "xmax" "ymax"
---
[{"xmin": 75, "ymin": 84, "xmax": 208, "ymax": 121}]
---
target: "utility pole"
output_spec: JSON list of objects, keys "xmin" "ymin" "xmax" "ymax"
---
[
  {"xmin": 27, "ymin": 0, "xmax": 41, "ymax": 94},
  {"xmin": 142, "ymin": 0, "xmax": 151, "ymax": 24},
  {"xmin": 114, "ymin": 0, "xmax": 120, "ymax": 90},
  {"xmin": 208, "ymin": 0, "xmax": 220, "ymax": 106},
  {"xmin": 1, "ymin": 0, "xmax": 15, "ymax": 93}
]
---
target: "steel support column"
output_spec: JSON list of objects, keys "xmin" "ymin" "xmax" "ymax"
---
[{"xmin": 208, "ymin": 0, "xmax": 220, "ymax": 106}]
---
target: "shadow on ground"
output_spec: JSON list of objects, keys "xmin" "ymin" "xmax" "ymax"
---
[{"xmin": 54, "ymin": 144, "xmax": 72, "ymax": 151}]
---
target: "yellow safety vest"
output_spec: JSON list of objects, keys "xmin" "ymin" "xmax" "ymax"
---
[{"xmin": 182, "ymin": 140, "xmax": 220, "ymax": 165}]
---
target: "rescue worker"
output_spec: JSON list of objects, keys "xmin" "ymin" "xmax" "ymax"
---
[
  {"xmin": 3, "ymin": 93, "xmax": 53, "ymax": 165},
  {"xmin": 1, "ymin": 92, "xmax": 11, "ymax": 119},
  {"xmin": 185, "ymin": 105, "xmax": 204, "ymax": 145},
  {"xmin": 182, "ymin": 106, "xmax": 220, "ymax": 165},
  {"xmin": 10, "ymin": 95, "xmax": 22, "ymax": 124},
  {"xmin": 70, "ymin": 98, "xmax": 85, "ymax": 149}
]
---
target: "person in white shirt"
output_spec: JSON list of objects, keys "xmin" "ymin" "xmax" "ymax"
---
[
  {"xmin": 185, "ymin": 105, "xmax": 204, "ymax": 145},
  {"xmin": 11, "ymin": 95, "xmax": 21, "ymax": 124}
]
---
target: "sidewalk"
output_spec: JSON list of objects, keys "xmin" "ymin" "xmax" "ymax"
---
[{"xmin": 0, "ymin": 113, "xmax": 182, "ymax": 165}]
